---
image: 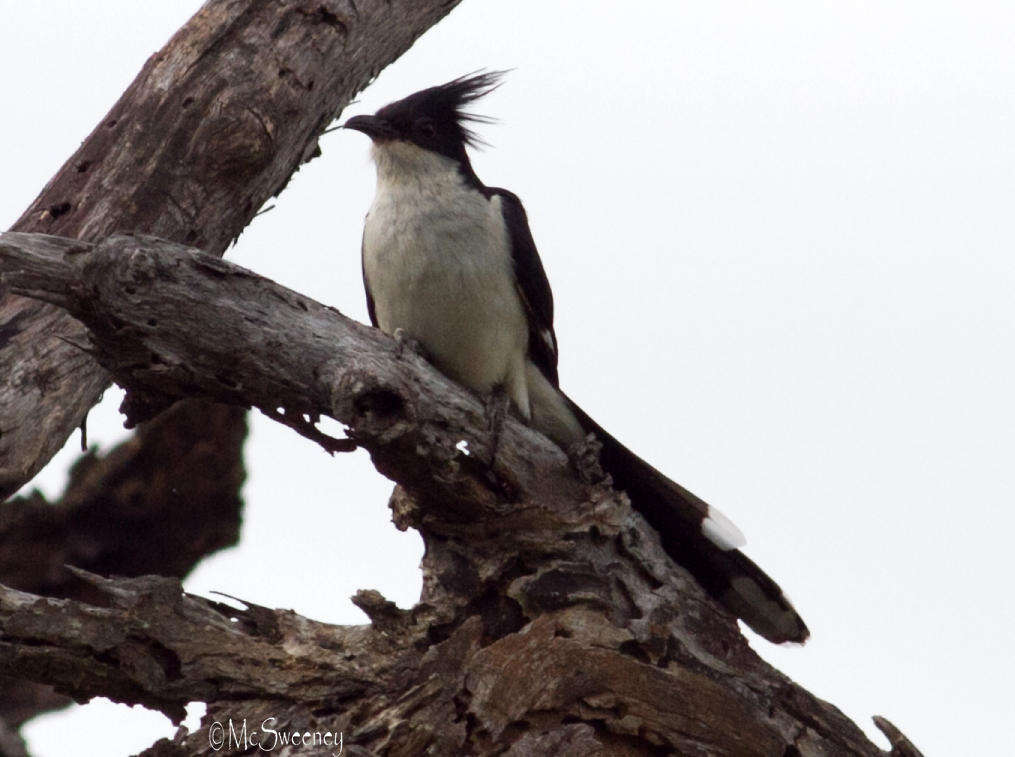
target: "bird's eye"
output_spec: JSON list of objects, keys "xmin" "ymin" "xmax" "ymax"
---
[{"xmin": 415, "ymin": 118, "xmax": 436, "ymax": 138}]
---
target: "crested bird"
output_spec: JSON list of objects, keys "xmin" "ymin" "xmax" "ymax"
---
[{"xmin": 344, "ymin": 72, "xmax": 808, "ymax": 644}]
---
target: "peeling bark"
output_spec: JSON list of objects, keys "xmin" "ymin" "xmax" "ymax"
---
[
  {"xmin": 0, "ymin": 231, "xmax": 924, "ymax": 756},
  {"xmin": 0, "ymin": 0, "xmax": 464, "ymax": 500},
  {"xmin": 1, "ymin": 400, "xmax": 245, "ymax": 601},
  {"xmin": 0, "ymin": 399, "xmax": 246, "ymax": 726},
  {"xmin": 0, "ymin": 0, "xmax": 462, "ymax": 734}
]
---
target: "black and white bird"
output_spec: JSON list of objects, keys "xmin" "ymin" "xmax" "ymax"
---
[{"xmin": 344, "ymin": 72, "xmax": 808, "ymax": 644}]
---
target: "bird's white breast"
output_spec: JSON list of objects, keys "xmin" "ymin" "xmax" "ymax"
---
[{"xmin": 362, "ymin": 142, "xmax": 529, "ymax": 404}]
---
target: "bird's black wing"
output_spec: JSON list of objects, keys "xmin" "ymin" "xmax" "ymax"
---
[
  {"xmin": 361, "ymin": 230, "xmax": 379, "ymax": 328},
  {"xmin": 489, "ymin": 188, "xmax": 560, "ymax": 387}
]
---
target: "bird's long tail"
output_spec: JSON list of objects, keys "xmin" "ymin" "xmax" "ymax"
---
[{"xmin": 562, "ymin": 396, "xmax": 809, "ymax": 644}]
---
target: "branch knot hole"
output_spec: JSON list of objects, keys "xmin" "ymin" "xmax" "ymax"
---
[{"xmin": 353, "ymin": 386, "xmax": 406, "ymax": 426}]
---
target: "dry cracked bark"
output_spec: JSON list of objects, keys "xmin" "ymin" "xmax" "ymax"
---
[
  {"xmin": 0, "ymin": 0, "xmax": 462, "ymax": 732},
  {"xmin": 0, "ymin": 231, "xmax": 923, "ymax": 756},
  {"xmin": 0, "ymin": 0, "xmax": 464, "ymax": 498},
  {"xmin": 0, "ymin": 399, "xmax": 246, "ymax": 729}
]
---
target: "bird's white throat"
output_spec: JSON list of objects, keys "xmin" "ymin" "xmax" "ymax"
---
[{"xmin": 370, "ymin": 140, "xmax": 461, "ymax": 188}]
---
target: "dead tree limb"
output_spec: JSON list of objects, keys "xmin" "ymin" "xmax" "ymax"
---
[
  {"xmin": 0, "ymin": 231, "xmax": 922, "ymax": 756},
  {"xmin": 0, "ymin": 399, "xmax": 246, "ymax": 727},
  {"xmin": 0, "ymin": 0, "xmax": 461, "ymax": 728},
  {"xmin": 0, "ymin": 0, "xmax": 463, "ymax": 500},
  {"xmin": 0, "ymin": 570, "xmax": 384, "ymax": 724},
  {"xmin": 0, "ymin": 400, "xmax": 245, "ymax": 601}
]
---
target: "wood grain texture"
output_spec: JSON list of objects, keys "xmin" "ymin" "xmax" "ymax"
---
[
  {"xmin": 0, "ymin": 0, "xmax": 463, "ymax": 499},
  {"xmin": 0, "ymin": 399, "xmax": 246, "ymax": 600},
  {"xmin": 0, "ymin": 399, "xmax": 246, "ymax": 728},
  {"xmin": 0, "ymin": 231, "xmax": 924, "ymax": 756}
]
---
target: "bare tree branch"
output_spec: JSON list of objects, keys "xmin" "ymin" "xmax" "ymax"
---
[
  {"xmin": 0, "ymin": 231, "xmax": 558, "ymax": 484},
  {"xmin": 0, "ymin": 0, "xmax": 464, "ymax": 500},
  {"xmin": 0, "ymin": 400, "xmax": 245, "ymax": 600},
  {"xmin": 0, "ymin": 230, "xmax": 924, "ymax": 756},
  {"xmin": 0, "ymin": 0, "xmax": 462, "ymax": 728},
  {"xmin": 0, "ymin": 398, "xmax": 246, "ymax": 725},
  {"xmin": 874, "ymin": 717, "xmax": 926, "ymax": 757}
]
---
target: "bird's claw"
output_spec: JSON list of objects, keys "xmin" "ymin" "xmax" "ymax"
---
[
  {"xmin": 484, "ymin": 388, "xmax": 511, "ymax": 468},
  {"xmin": 393, "ymin": 327, "xmax": 426, "ymax": 360},
  {"xmin": 568, "ymin": 433, "xmax": 608, "ymax": 485}
]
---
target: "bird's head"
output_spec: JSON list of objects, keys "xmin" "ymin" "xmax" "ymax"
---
[{"xmin": 343, "ymin": 71, "xmax": 504, "ymax": 168}]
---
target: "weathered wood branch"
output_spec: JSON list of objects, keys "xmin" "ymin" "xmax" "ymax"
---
[
  {"xmin": 1, "ymin": 400, "xmax": 245, "ymax": 600},
  {"xmin": 0, "ymin": 0, "xmax": 461, "ymax": 727},
  {"xmin": 0, "ymin": 231, "xmax": 922, "ymax": 756},
  {"xmin": 0, "ymin": 570, "xmax": 386, "ymax": 724},
  {"xmin": 0, "ymin": 0, "xmax": 463, "ymax": 500},
  {"xmin": 0, "ymin": 399, "xmax": 246, "ymax": 726}
]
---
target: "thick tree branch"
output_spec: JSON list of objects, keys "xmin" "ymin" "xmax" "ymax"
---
[
  {"xmin": 0, "ymin": 0, "xmax": 463, "ymax": 500},
  {"xmin": 0, "ymin": 232, "xmax": 562, "ymax": 490},
  {"xmin": 0, "ymin": 398, "xmax": 246, "ymax": 726},
  {"xmin": 0, "ymin": 570, "xmax": 384, "ymax": 723},
  {"xmin": 0, "ymin": 0, "xmax": 461, "ymax": 727},
  {"xmin": 0, "ymin": 400, "xmax": 245, "ymax": 602},
  {"xmin": 0, "ymin": 231, "xmax": 923, "ymax": 756}
]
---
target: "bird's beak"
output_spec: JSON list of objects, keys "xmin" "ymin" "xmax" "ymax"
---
[{"xmin": 343, "ymin": 114, "xmax": 397, "ymax": 140}]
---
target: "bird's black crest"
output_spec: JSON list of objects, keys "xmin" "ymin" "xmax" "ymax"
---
[{"xmin": 375, "ymin": 70, "xmax": 507, "ymax": 149}]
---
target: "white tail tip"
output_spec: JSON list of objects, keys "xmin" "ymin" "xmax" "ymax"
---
[{"xmin": 701, "ymin": 505, "xmax": 747, "ymax": 551}]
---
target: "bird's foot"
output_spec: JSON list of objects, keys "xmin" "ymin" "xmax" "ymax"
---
[
  {"xmin": 393, "ymin": 327, "xmax": 427, "ymax": 361},
  {"xmin": 567, "ymin": 433, "xmax": 608, "ymax": 486},
  {"xmin": 484, "ymin": 387, "xmax": 511, "ymax": 468}
]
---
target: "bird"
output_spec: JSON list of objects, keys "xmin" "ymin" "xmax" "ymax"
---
[{"xmin": 344, "ymin": 72, "xmax": 808, "ymax": 644}]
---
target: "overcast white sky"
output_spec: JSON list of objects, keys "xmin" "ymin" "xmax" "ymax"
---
[{"xmin": 3, "ymin": 1, "xmax": 1013, "ymax": 754}]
